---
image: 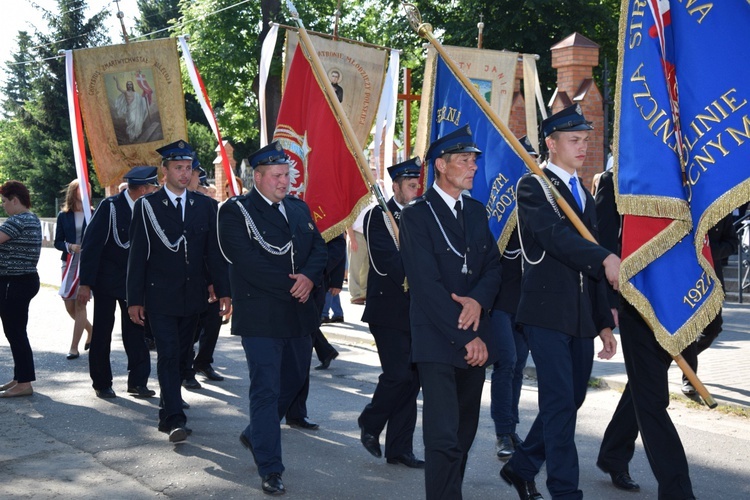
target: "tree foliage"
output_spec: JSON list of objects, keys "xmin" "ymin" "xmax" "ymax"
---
[
  {"xmin": 414, "ymin": 0, "xmax": 620, "ymax": 96},
  {"xmin": 0, "ymin": 0, "xmax": 621, "ymax": 214},
  {"xmin": 0, "ymin": 0, "xmax": 110, "ymax": 215}
]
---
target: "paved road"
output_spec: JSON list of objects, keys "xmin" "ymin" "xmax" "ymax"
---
[{"xmin": 1, "ymin": 248, "xmax": 748, "ymax": 498}]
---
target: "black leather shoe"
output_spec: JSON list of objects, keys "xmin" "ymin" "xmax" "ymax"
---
[
  {"xmin": 262, "ymin": 472, "xmax": 285, "ymax": 495},
  {"xmin": 496, "ymin": 434, "xmax": 515, "ymax": 461},
  {"xmin": 511, "ymin": 433, "xmax": 525, "ymax": 447},
  {"xmin": 360, "ymin": 427, "xmax": 382, "ymax": 458},
  {"xmin": 146, "ymin": 338, "xmax": 156, "ymax": 350},
  {"xmin": 330, "ymin": 316, "xmax": 344, "ymax": 323},
  {"xmin": 682, "ymin": 380, "xmax": 696, "ymax": 396},
  {"xmin": 66, "ymin": 352, "xmax": 80, "ymax": 360},
  {"xmin": 314, "ymin": 350, "xmax": 339, "ymax": 370},
  {"xmin": 84, "ymin": 342, "xmax": 91, "ymax": 351},
  {"xmin": 168, "ymin": 426, "xmax": 188, "ymax": 443},
  {"xmin": 500, "ymin": 462, "xmax": 543, "ymax": 500},
  {"xmin": 609, "ymin": 471, "xmax": 640, "ymax": 491},
  {"xmin": 158, "ymin": 424, "xmax": 192, "ymax": 435},
  {"xmin": 196, "ymin": 365, "xmax": 224, "ymax": 381},
  {"xmin": 95, "ymin": 387, "xmax": 116, "ymax": 399},
  {"xmin": 127, "ymin": 386, "xmax": 156, "ymax": 398},
  {"xmin": 182, "ymin": 378, "xmax": 202, "ymax": 390},
  {"xmin": 387, "ymin": 452, "xmax": 425, "ymax": 468},
  {"xmin": 239, "ymin": 433, "xmax": 258, "ymax": 462},
  {"xmin": 286, "ymin": 417, "xmax": 319, "ymax": 430}
]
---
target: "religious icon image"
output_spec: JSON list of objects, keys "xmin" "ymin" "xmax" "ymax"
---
[
  {"xmin": 470, "ymin": 78, "xmax": 492, "ymax": 104},
  {"xmin": 106, "ymin": 68, "xmax": 164, "ymax": 146},
  {"xmin": 328, "ymin": 68, "xmax": 344, "ymax": 103}
]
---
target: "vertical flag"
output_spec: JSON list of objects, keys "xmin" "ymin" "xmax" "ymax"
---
[
  {"xmin": 422, "ymin": 54, "xmax": 528, "ymax": 250},
  {"xmin": 62, "ymin": 50, "xmax": 91, "ymax": 299},
  {"xmin": 616, "ymin": 0, "xmax": 750, "ymax": 354},
  {"xmin": 273, "ymin": 45, "xmax": 370, "ymax": 241},
  {"xmin": 179, "ymin": 36, "xmax": 240, "ymax": 197}
]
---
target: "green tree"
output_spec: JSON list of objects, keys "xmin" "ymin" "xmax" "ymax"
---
[
  {"xmin": 414, "ymin": 0, "xmax": 619, "ymax": 97},
  {"xmin": 134, "ymin": 0, "xmax": 181, "ymax": 40},
  {"xmin": 0, "ymin": 0, "xmax": 110, "ymax": 215},
  {"xmin": 2, "ymin": 31, "xmax": 36, "ymax": 120}
]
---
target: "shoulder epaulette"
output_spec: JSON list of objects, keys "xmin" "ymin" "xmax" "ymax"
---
[{"xmin": 408, "ymin": 195, "xmax": 427, "ymax": 206}]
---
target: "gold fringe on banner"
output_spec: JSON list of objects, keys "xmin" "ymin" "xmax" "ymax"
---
[
  {"xmin": 320, "ymin": 193, "xmax": 373, "ymax": 242},
  {"xmin": 619, "ymin": 218, "xmax": 690, "ymax": 279},
  {"xmin": 296, "ymin": 36, "xmax": 375, "ymax": 243},
  {"xmin": 695, "ymin": 179, "xmax": 750, "ymax": 249},
  {"xmin": 620, "ymin": 277, "xmax": 724, "ymax": 356},
  {"xmin": 496, "ymin": 212, "xmax": 517, "ymax": 253}
]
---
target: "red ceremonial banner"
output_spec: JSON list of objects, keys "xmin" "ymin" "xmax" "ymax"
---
[{"xmin": 274, "ymin": 45, "xmax": 370, "ymax": 241}]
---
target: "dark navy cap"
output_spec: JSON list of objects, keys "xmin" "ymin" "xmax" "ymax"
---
[
  {"xmin": 426, "ymin": 125, "xmax": 482, "ymax": 162},
  {"xmin": 156, "ymin": 139, "xmax": 195, "ymax": 161},
  {"xmin": 123, "ymin": 166, "xmax": 159, "ymax": 186},
  {"xmin": 518, "ymin": 135, "xmax": 539, "ymax": 157},
  {"xmin": 198, "ymin": 167, "xmax": 209, "ymax": 187},
  {"xmin": 192, "ymin": 155, "xmax": 201, "ymax": 170},
  {"xmin": 541, "ymin": 104, "xmax": 593, "ymax": 138},
  {"xmin": 387, "ymin": 157, "xmax": 422, "ymax": 181},
  {"xmin": 248, "ymin": 141, "xmax": 289, "ymax": 168}
]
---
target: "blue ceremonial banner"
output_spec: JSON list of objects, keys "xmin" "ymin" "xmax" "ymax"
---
[
  {"xmin": 423, "ymin": 55, "xmax": 528, "ymax": 250},
  {"xmin": 616, "ymin": 0, "xmax": 750, "ymax": 354}
]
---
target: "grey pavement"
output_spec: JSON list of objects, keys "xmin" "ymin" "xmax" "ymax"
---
[{"xmin": 1, "ymin": 247, "xmax": 748, "ymax": 498}]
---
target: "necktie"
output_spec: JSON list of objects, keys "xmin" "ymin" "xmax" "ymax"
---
[
  {"xmin": 454, "ymin": 200, "xmax": 464, "ymax": 231},
  {"xmin": 175, "ymin": 197, "xmax": 183, "ymax": 221},
  {"xmin": 272, "ymin": 202, "xmax": 288, "ymax": 225},
  {"xmin": 569, "ymin": 177, "xmax": 584, "ymax": 211}
]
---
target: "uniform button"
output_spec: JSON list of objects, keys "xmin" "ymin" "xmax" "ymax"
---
[
  {"xmin": 467, "ymin": 247, "xmax": 470, "ymax": 252},
  {"xmin": 468, "ymin": 270, "xmax": 473, "ymax": 274},
  {"xmin": 183, "ymin": 230, "xmax": 187, "ymax": 234}
]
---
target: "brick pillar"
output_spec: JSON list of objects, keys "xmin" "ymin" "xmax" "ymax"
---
[
  {"xmin": 550, "ymin": 32, "xmax": 604, "ymax": 193},
  {"xmin": 507, "ymin": 60, "xmax": 528, "ymax": 140},
  {"xmin": 214, "ymin": 141, "xmax": 236, "ymax": 201}
]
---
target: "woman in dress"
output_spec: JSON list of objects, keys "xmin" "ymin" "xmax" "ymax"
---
[
  {"xmin": 0, "ymin": 181, "xmax": 42, "ymax": 397},
  {"xmin": 54, "ymin": 179, "xmax": 92, "ymax": 359}
]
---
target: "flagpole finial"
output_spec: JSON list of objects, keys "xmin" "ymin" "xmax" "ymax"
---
[
  {"xmin": 286, "ymin": 0, "xmax": 299, "ymax": 19},
  {"xmin": 401, "ymin": 2, "xmax": 432, "ymax": 38}
]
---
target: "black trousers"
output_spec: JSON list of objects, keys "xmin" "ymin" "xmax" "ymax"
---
[
  {"xmin": 358, "ymin": 325, "xmax": 420, "ymax": 458},
  {"xmin": 680, "ymin": 311, "xmax": 722, "ymax": 382},
  {"xmin": 88, "ymin": 293, "xmax": 151, "ymax": 390},
  {"xmin": 618, "ymin": 301, "xmax": 695, "ymax": 499},
  {"xmin": 149, "ymin": 312, "xmax": 199, "ymax": 429},
  {"xmin": 418, "ymin": 362, "xmax": 485, "ymax": 500},
  {"xmin": 285, "ymin": 286, "xmax": 337, "ymax": 421},
  {"xmin": 0, "ymin": 273, "xmax": 39, "ymax": 383},
  {"xmin": 193, "ymin": 299, "xmax": 223, "ymax": 368}
]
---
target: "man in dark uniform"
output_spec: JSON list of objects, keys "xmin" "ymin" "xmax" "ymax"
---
[
  {"xmin": 79, "ymin": 166, "xmax": 159, "ymax": 400},
  {"xmin": 400, "ymin": 125, "xmax": 502, "ymax": 499},
  {"xmin": 491, "ymin": 136, "xmax": 538, "ymax": 461},
  {"xmin": 217, "ymin": 141, "xmax": 327, "ymax": 496},
  {"xmin": 500, "ymin": 104, "xmax": 619, "ymax": 500},
  {"xmin": 595, "ymin": 168, "xmax": 697, "ymax": 498},
  {"xmin": 127, "ymin": 140, "xmax": 230, "ymax": 443},
  {"xmin": 183, "ymin": 160, "xmax": 226, "ymax": 387},
  {"xmin": 357, "ymin": 157, "xmax": 424, "ymax": 469},
  {"xmin": 282, "ymin": 232, "xmax": 344, "ymax": 431}
]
